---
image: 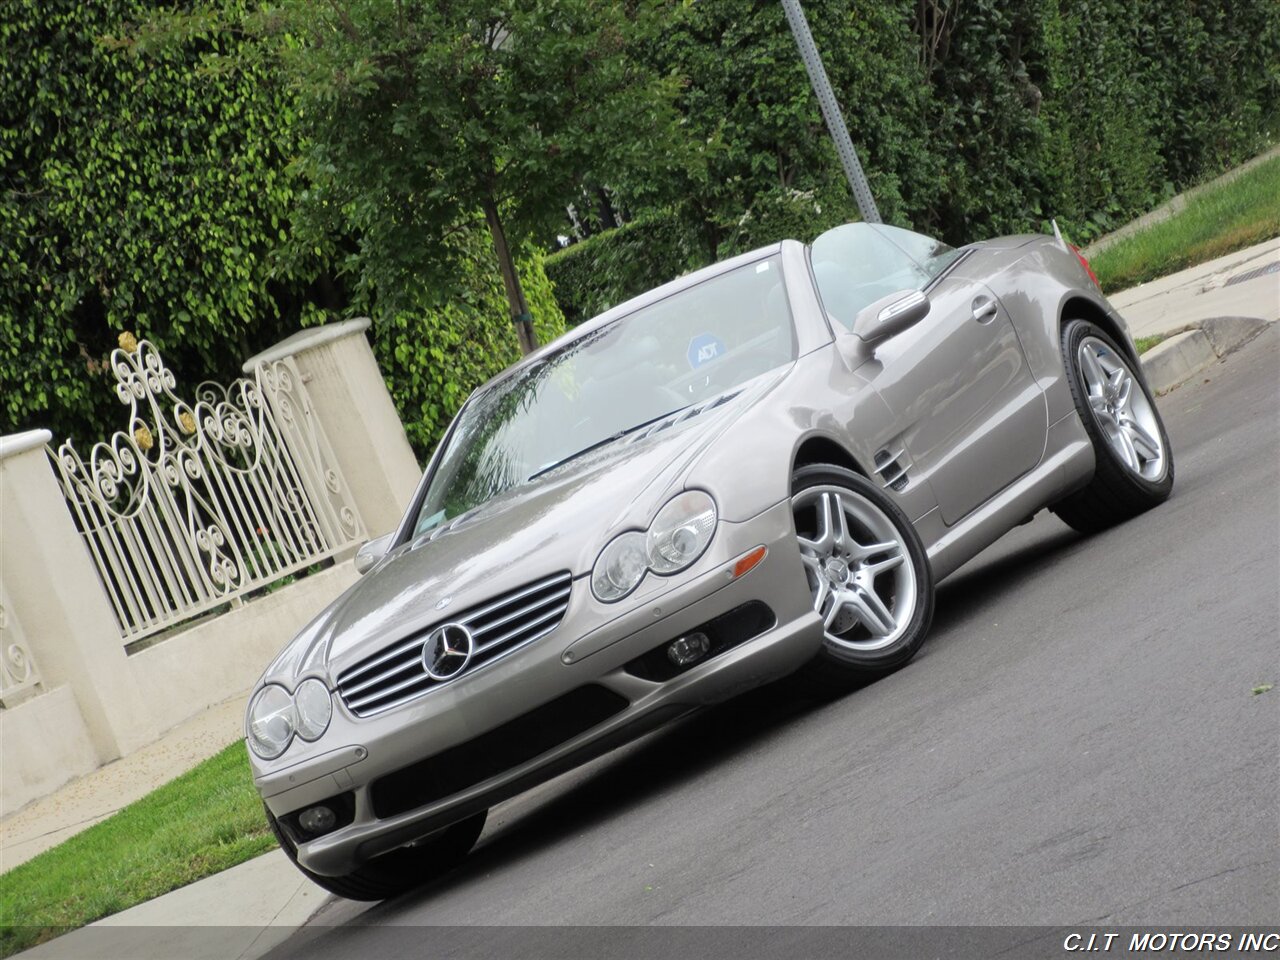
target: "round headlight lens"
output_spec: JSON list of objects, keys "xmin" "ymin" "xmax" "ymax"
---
[
  {"xmin": 247, "ymin": 684, "xmax": 294, "ymax": 760},
  {"xmin": 647, "ymin": 490, "xmax": 717, "ymax": 574},
  {"xmin": 592, "ymin": 531, "xmax": 649, "ymax": 602},
  {"xmin": 293, "ymin": 678, "xmax": 333, "ymax": 742}
]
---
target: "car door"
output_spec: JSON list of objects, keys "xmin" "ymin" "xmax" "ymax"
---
[{"xmin": 853, "ymin": 273, "xmax": 1047, "ymax": 525}]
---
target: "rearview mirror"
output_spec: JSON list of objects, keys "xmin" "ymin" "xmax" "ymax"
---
[
  {"xmin": 354, "ymin": 533, "xmax": 394, "ymax": 575},
  {"xmin": 851, "ymin": 289, "xmax": 931, "ymax": 345}
]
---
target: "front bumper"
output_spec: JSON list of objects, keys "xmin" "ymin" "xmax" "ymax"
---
[{"xmin": 253, "ymin": 499, "xmax": 822, "ymax": 877}]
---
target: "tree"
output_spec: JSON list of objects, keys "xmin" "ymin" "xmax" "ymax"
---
[
  {"xmin": 167, "ymin": 0, "xmax": 695, "ymax": 356},
  {"xmin": 0, "ymin": 0, "xmax": 319, "ymax": 443},
  {"xmin": 615, "ymin": 0, "xmax": 942, "ymax": 258}
]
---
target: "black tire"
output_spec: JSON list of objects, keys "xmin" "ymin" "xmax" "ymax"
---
[
  {"xmin": 1050, "ymin": 320, "xmax": 1174, "ymax": 534},
  {"xmin": 266, "ymin": 805, "xmax": 486, "ymax": 902},
  {"xmin": 789, "ymin": 463, "xmax": 935, "ymax": 697}
]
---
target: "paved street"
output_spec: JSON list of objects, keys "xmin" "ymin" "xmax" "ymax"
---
[{"xmin": 266, "ymin": 328, "xmax": 1277, "ymax": 951}]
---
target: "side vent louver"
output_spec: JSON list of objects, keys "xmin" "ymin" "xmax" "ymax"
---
[{"xmin": 874, "ymin": 448, "xmax": 910, "ymax": 492}]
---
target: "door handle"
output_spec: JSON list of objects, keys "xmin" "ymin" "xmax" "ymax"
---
[{"xmin": 972, "ymin": 296, "xmax": 999, "ymax": 323}]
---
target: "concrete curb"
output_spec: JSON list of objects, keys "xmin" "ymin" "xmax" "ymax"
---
[
  {"xmin": 1140, "ymin": 316, "xmax": 1270, "ymax": 394},
  {"xmin": 15, "ymin": 850, "xmax": 330, "ymax": 960}
]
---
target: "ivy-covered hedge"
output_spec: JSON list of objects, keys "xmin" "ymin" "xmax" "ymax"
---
[
  {"xmin": 543, "ymin": 212, "xmax": 704, "ymax": 326},
  {"xmin": 547, "ymin": 0, "xmax": 1279, "ymax": 320},
  {"xmin": 0, "ymin": 0, "xmax": 563, "ymax": 463},
  {"xmin": 373, "ymin": 241, "xmax": 564, "ymax": 457},
  {"xmin": 0, "ymin": 0, "xmax": 313, "ymax": 446}
]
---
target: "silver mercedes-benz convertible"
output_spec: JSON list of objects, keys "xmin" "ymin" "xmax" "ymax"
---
[{"xmin": 246, "ymin": 222, "xmax": 1173, "ymax": 899}]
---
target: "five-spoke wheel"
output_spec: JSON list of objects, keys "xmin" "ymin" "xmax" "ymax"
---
[
  {"xmin": 789, "ymin": 464, "xmax": 934, "ymax": 694},
  {"xmin": 793, "ymin": 486, "xmax": 917, "ymax": 651},
  {"xmin": 1051, "ymin": 320, "xmax": 1174, "ymax": 534},
  {"xmin": 1077, "ymin": 336, "xmax": 1167, "ymax": 481}
]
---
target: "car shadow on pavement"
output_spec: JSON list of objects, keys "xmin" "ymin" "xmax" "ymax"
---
[
  {"xmin": 927, "ymin": 522, "xmax": 1084, "ymax": 642},
  {"xmin": 347, "ymin": 519, "xmax": 1087, "ymax": 921},
  {"xmin": 348, "ymin": 681, "xmax": 822, "ymax": 918}
]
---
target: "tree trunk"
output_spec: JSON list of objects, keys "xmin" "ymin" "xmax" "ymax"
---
[
  {"xmin": 481, "ymin": 195, "xmax": 538, "ymax": 355},
  {"xmin": 592, "ymin": 184, "xmax": 618, "ymax": 230}
]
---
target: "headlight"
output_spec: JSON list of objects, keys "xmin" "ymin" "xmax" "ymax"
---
[
  {"xmin": 294, "ymin": 678, "xmax": 333, "ymax": 742},
  {"xmin": 647, "ymin": 491, "xmax": 717, "ymax": 574},
  {"xmin": 246, "ymin": 679, "xmax": 333, "ymax": 759},
  {"xmin": 247, "ymin": 684, "xmax": 294, "ymax": 760},
  {"xmin": 591, "ymin": 531, "xmax": 649, "ymax": 602},
  {"xmin": 591, "ymin": 491, "xmax": 718, "ymax": 602}
]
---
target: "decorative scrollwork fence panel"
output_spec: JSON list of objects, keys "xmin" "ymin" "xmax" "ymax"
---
[
  {"xmin": 49, "ymin": 338, "xmax": 365, "ymax": 644},
  {"xmin": 0, "ymin": 585, "xmax": 42, "ymax": 708}
]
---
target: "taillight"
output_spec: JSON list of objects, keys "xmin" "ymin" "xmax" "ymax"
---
[{"xmin": 1070, "ymin": 244, "xmax": 1100, "ymax": 289}]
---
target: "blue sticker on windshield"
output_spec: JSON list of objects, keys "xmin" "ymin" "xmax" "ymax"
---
[{"xmin": 687, "ymin": 333, "xmax": 726, "ymax": 369}]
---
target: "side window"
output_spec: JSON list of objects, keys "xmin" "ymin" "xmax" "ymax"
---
[
  {"xmin": 810, "ymin": 223, "xmax": 955, "ymax": 330},
  {"xmin": 875, "ymin": 224, "xmax": 962, "ymax": 280}
]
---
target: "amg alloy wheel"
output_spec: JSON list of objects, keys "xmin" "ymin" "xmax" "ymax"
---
[
  {"xmin": 789, "ymin": 464, "xmax": 934, "ymax": 694},
  {"xmin": 1051, "ymin": 320, "xmax": 1174, "ymax": 534}
]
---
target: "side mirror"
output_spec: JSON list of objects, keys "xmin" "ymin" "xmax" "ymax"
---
[
  {"xmin": 354, "ymin": 533, "xmax": 394, "ymax": 575},
  {"xmin": 852, "ymin": 289, "xmax": 931, "ymax": 346}
]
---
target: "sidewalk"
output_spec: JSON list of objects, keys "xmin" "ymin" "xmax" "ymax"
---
[
  {"xmin": 1107, "ymin": 236, "xmax": 1280, "ymax": 341},
  {"xmin": 15, "ymin": 851, "xmax": 326, "ymax": 960},
  {"xmin": 3, "ymin": 695, "xmax": 331, "ymax": 960},
  {"xmin": 2, "ymin": 697, "xmax": 245, "ymax": 870}
]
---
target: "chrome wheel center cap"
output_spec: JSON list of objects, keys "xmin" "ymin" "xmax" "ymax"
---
[{"xmin": 824, "ymin": 557, "xmax": 850, "ymax": 584}]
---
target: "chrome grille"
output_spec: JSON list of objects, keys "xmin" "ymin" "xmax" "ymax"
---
[{"xmin": 337, "ymin": 571, "xmax": 573, "ymax": 717}]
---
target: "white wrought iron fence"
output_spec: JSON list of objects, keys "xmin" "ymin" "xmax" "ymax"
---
[{"xmin": 50, "ymin": 336, "xmax": 365, "ymax": 644}]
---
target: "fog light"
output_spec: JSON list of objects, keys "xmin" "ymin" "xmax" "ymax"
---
[
  {"xmin": 667, "ymin": 632, "xmax": 711, "ymax": 667},
  {"xmin": 298, "ymin": 805, "xmax": 337, "ymax": 835}
]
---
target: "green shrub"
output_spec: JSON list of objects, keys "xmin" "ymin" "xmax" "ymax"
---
[
  {"xmin": 0, "ymin": 0, "xmax": 312, "ymax": 446},
  {"xmin": 544, "ymin": 211, "xmax": 704, "ymax": 327},
  {"xmin": 372, "ymin": 237, "xmax": 565, "ymax": 460},
  {"xmin": 0, "ymin": 0, "xmax": 563, "ymax": 463}
]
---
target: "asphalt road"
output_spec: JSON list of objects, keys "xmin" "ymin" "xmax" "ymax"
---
[{"xmin": 269, "ymin": 328, "xmax": 1278, "ymax": 953}]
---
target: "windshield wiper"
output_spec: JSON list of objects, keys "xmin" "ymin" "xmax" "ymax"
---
[{"xmin": 527, "ymin": 404, "xmax": 694, "ymax": 481}]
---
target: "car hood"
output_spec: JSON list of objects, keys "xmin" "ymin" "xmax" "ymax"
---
[{"xmin": 263, "ymin": 368, "xmax": 791, "ymax": 683}]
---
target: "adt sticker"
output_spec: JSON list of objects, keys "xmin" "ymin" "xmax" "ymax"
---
[{"xmin": 687, "ymin": 333, "xmax": 726, "ymax": 369}]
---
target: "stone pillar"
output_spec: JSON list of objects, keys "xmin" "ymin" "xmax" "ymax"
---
[
  {"xmin": 0, "ymin": 430, "xmax": 158, "ymax": 762},
  {"xmin": 243, "ymin": 319, "xmax": 422, "ymax": 537}
]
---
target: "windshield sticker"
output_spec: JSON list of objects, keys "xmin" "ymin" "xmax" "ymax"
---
[{"xmin": 687, "ymin": 333, "xmax": 726, "ymax": 369}]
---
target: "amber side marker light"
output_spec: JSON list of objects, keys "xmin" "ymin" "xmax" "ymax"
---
[{"xmin": 733, "ymin": 546, "xmax": 768, "ymax": 579}]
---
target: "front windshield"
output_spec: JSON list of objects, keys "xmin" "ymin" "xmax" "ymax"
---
[
  {"xmin": 413, "ymin": 256, "xmax": 795, "ymax": 534},
  {"xmin": 810, "ymin": 223, "xmax": 961, "ymax": 330}
]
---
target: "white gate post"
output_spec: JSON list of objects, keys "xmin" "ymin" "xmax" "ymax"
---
[
  {"xmin": 243, "ymin": 320, "xmax": 422, "ymax": 537},
  {"xmin": 0, "ymin": 431, "xmax": 157, "ymax": 763}
]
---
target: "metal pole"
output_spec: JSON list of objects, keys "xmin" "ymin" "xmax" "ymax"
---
[{"xmin": 780, "ymin": 0, "xmax": 882, "ymax": 223}]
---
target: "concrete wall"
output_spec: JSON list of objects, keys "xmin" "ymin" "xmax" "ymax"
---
[
  {"xmin": 129, "ymin": 562, "xmax": 360, "ymax": 735},
  {"xmin": 0, "ymin": 686, "xmax": 100, "ymax": 813},
  {"xmin": 1, "ymin": 320, "xmax": 421, "ymax": 815}
]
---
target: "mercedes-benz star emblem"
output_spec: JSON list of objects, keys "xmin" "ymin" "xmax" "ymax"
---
[{"xmin": 422, "ymin": 623, "xmax": 474, "ymax": 682}]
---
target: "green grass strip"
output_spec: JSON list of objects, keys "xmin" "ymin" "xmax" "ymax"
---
[
  {"xmin": 1092, "ymin": 157, "xmax": 1280, "ymax": 293},
  {"xmin": 0, "ymin": 742, "xmax": 272, "ymax": 958}
]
